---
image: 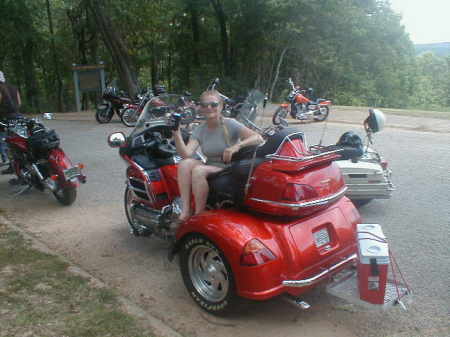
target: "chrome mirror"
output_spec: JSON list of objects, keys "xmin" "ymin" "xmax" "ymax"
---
[{"xmin": 107, "ymin": 132, "xmax": 126, "ymax": 148}]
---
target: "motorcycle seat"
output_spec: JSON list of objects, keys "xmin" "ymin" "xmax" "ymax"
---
[{"xmin": 206, "ymin": 158, "xmax": 265, "ymax": 208}]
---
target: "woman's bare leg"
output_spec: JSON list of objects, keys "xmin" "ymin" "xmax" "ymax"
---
[
  {"xmin": 177, "ymin": 158, "xmax": 202, "ymax": 221},
  {"xmin": 191, "ymin": 165, "xmax": 223, "ymax": 215}
]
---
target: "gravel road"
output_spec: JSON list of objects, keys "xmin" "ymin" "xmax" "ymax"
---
[{"xmin": 0, "ymin": 107, "xmax": 449, "ymax": 337}]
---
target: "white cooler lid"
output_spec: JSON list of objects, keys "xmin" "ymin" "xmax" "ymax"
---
[{"xmin": 357, "ymin": 224, "xmax": 389, "ymax": 265}]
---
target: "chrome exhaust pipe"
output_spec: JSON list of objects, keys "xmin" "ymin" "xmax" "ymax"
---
[
  {"xmin": 31, "ymin": 163, "xmax": 45, "ymax": 181},
  {"xmin": 131, "ymin": 204, "xmax": 163, "ymax": 226}
]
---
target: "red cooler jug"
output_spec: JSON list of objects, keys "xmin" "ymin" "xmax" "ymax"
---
[{"xmin": 357, "ymin": 224, "xmax": 389, "ymax": 305}]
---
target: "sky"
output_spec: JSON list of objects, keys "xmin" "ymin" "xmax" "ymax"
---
[{"xmin": 389, "ymin": 0, "xmax": 450, "ymax": 44}]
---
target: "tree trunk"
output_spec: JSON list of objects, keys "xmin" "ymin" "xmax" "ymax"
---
[
  {"xmin": 269, "ymin": 46, "xmax": 288, "ymax": 101},
  {"xmin": 87, "ymin": 0, "xmax": 138, "ymax": 98},
  {"xmin": 45, "ymin": 0, "xmax": 64, "ymax": 112},
  {"xmin": 150, "ymin": 40, "xmax": 159, "ymax": 88},
  {"xmin": 210, "ymin": 0, "xmax": 231, "ymax": 76},
  {"xmin": 186, "ymin": 0, "xmax": 200, "ymax": 67},
  {"xmin": 22, "ymin": 39, "xmax": 40, "ymax": 112}
]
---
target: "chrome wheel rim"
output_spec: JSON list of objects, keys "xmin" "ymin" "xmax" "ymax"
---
[
  {"xmin": 125, "ymin": 188, "xmax": 139, "ymax": 229},
  {"xmin": 188, "ymin": 244, "xmax": 229, "ymax": 302}
]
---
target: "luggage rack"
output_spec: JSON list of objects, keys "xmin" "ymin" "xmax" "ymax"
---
[
  {"xmin": 265, "ymin": 132, "xmax": 343, "ymax": 162},
  {"xmin": 326, "ymin": 269, "xmax": 411, "ymax": 311}
]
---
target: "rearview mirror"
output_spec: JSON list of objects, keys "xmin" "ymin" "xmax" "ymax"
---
[{"xmin": 107, "ymin": 132, "xmax": 126, "ymax": 148}]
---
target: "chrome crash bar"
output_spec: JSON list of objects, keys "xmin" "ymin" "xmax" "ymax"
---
[
  {"xmin": 250, "ymin": 187, "xmax": 347, "ymax": 209},
  {"xmin": 282, "ymin": 253, "xmax": 357, "ymax": 288}
]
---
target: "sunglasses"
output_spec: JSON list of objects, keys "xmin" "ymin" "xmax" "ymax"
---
[{"xmin": 199, "ymin": 101, "xmax": 220, "ymax": 108}]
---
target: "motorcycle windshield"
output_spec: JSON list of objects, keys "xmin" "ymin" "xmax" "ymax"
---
[
  {"xmin": 232, "ymin": 89, "xmax": 263, "ymax": 126},
  {"xmin": 131, "ymin": 94, "xmax": 185, "ymax": 137}
]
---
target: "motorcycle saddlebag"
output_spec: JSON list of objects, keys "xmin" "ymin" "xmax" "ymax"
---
[{"xmin": 29, "ymin": 129, "xmax": 60, "ymax": 153}]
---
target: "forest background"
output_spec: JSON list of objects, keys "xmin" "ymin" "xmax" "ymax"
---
[{"xmin": 1, "ymin": 0, "xmax": 449, "ymax": 114}]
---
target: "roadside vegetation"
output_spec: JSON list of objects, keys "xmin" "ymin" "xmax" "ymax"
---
[
  {"xmin": 0, "ymin": 0, "xmax": 449, "ymax": 115},
  {"xmin": 0, "ymin": 222, "xmax": 153, "ymax": 337}
]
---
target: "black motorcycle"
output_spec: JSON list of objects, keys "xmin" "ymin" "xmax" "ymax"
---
[{"xmin": 96, "ymin": 86, "xmax": 134, "ymax": 124}]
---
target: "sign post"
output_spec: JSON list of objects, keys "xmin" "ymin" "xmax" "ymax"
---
[{"xmin": 72, "ymin": 63, "xmax": 106, "ymax": 112}]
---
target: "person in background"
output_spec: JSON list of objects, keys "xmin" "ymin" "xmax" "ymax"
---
[
  {"xmin": 0, "ymin": 70, "xmax": 22, "ymax": 173},
  {"xmin": 172, "ymin": 89, "xmax": 263, "ymax": 222}
]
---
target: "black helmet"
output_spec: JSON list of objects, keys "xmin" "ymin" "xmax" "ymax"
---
[
  {"xmin": 336, "ymin": 131, "xmax": 363, "ymax": 160},
  {"xmin": 153, "ymin": 84, "xmax": 166, "ymax": 95},
  {"xmin": 336, "ymin": 131, "xmax": 363, "ymax": 149}
]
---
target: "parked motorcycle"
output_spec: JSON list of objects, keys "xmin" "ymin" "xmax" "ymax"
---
[
  {"xmin": 207, "ymin": 77, "xmax": 258, "ymax": 123},
  {"xmin": 120, "ymin": 89, "xmax": 154, "ymax": 127},
  {"xmin": 107, "ymin": 90, "xmax": 383, "ymax": 314},
  {"xmin": 96, "ymin": 86, "xmax": 134, "ymax": 124},
  {"xmin": 1, "ymin": 117, "xmax": 86, "ymax": 205},
  {"xmin": 333, "ymin": 109, "xmax": 394, "ymax": 206},
  {"xmin": 272, "ymin": 78, "xmax": 332, "ymax": 124},
  {"xmin": 143, "ymin": 92, "xmax": 197, "ymax": 127}
]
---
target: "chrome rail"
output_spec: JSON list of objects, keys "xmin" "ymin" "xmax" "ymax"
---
[
  {"xmin": 249, "ymin": 187, "xmax": 347, "ymax": 209},
  {"xmin": 282, "ymin": 253, "xmax": 357, "ymax": 288}
]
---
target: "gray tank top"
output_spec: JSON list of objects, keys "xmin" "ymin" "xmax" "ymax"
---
[{"xmin": 191, "ymin": 118, "xmax": 244, "ymax": 167}]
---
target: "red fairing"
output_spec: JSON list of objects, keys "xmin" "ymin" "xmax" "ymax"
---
[
  {"xmin": 48, "ymin": 148, "xmax": 78, "ymax": 187},
  {"xmin": 176, "ymin": 197, "xmax": 360, "ymax": 300},
  {"xmin": 6, "ymin": 135, "xmax": 28, "ymax": 152}
]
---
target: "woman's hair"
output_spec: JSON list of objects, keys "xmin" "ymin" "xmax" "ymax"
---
[
  {"xmin": 199, "ymin": 90, "xmax": 231, "ymax": 146},
  {"xmin": 199, "ymin": 89, "xmax": 223, "ymax": 104}
]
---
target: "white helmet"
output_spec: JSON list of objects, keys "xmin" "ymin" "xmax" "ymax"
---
[{"xmin": 366, "ymin": 109, "xmax": 386, "ymax": 133}]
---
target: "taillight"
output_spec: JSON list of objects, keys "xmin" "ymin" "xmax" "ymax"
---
[
  {"xmin": 282, "ymin": 184, "xmax": 318, "ymax": 202},
  {"xmin": 78, "ymin": 163, "xmax": 85, "ymax": 169},
  {"xmin": 240, "ymin": 239, "xmax": 276, "ymax": 266},
  {"xmin": 50, "ymin": 174, "xmax": 59, "ymax": 181},
  {"xmin": 380, "ymin": 160, "xmax": 388, "ymax": 169}
]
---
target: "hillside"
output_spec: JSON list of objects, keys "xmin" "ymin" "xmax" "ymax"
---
[{"xmin": 415, "ymin": 42, "xmax": 450, "ymax": 56}]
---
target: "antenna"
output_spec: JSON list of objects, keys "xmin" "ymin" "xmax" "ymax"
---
[{"xmin": 318, "ymin": 118, "xmax": 328, "ymax": 146}]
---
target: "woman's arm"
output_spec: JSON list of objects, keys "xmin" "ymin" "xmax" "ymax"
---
[
  {"xmin": 173, "ymin": 129, "xmax": 199, "ymax": 159},
  {"xmin": 222, "ymin": 126, "xmax": 263, "ymax": 163}
]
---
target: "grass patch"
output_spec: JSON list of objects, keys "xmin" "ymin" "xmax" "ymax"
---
[{"xmin": 0, "ymin": 223, "xmax": 154, "ymax": 337}]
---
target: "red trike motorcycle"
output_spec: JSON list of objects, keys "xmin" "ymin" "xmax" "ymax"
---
[
  {"xmin": 272, "ymin": 78, "xmax": 332, "ymax": 124},
  {"xmin": 107, "ymin": 93, "xmax": 407, "ymax": 314},
  {"xmin": 1, "ymin": 117, "xmax": 86, "ymax": 205}
]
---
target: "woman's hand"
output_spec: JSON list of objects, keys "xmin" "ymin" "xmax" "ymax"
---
[{"xmin": 222, "ymin": 143, "xmax": 240, "ymax": 164}]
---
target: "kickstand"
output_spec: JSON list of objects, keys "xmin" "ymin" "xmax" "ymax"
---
[{"xmin": 13, "ymin": 184, "xmax": 32, "ymax": 196}]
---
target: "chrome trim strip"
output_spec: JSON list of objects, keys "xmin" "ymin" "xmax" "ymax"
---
[
  {"xmin": 282, "ymin": 253, "xmax": 357, "ymax": 287},
  {"xmin": 269, "ymin": 131, "xmax": 306, "ymax": 158},
  {"xmin": 129, "ymin": 162, "xmax": 156, "ymax": 203},
  {"xmin": 249, "ymin": 187, "xmax": 347, "ymax": 208}
]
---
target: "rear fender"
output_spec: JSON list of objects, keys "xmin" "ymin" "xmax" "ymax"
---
[
  {"xmin": 173, "ymin": 209, "xmax": 284, "ymax": 295},
  {"xmin": 48, "ymin": 148, "xmax": 78, "ymax": 187}
]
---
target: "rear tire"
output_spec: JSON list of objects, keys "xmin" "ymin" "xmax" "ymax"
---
[
  {"xmin": 53, "ymin": 186, "xmax": 77, "ymax": 206},
  {"xmin": 313, "ymin": 106, "xmax": 329, "ymax": 121},
  {"xmin": 95, "ymin": 105, "xmax": 113, "ymax": 124},
  {"xmin": 179, "ymin": 234, "xmax": 237, "ymax": 315},
  {"xmin": 272, "ymin": 107, "xmax": 289, "ymax": 125}
]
